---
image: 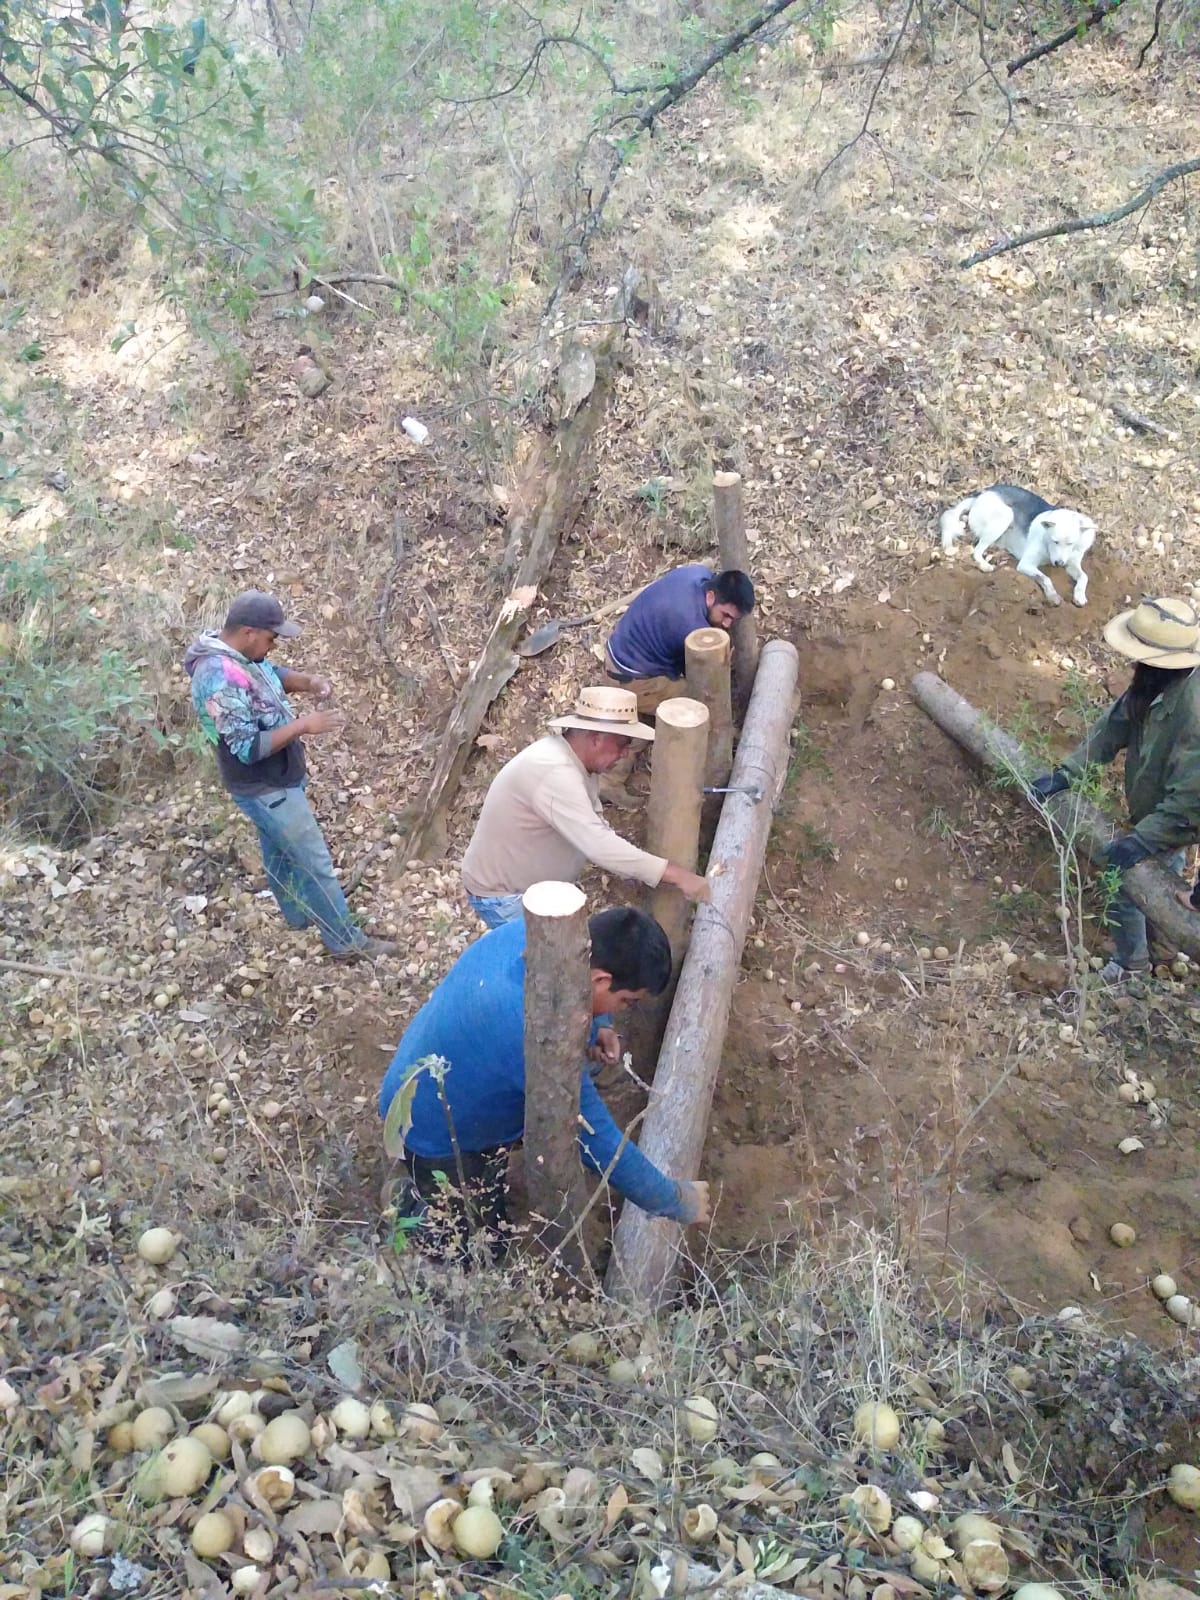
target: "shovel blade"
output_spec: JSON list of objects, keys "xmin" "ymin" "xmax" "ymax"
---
[{"xmin": 515, "ymin": 621, "xmax": 563, "ymax": 658}]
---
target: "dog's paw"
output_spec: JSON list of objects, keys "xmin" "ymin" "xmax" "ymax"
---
[
  {"xmin": 1046, "ymin": 590, "xmax": 1063, "ymax": 606},
  {"xmin": 1072, "ymin": 589, "xmax": 1088, "ymax": 607}
]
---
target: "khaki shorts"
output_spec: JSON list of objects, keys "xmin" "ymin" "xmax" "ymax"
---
[{"xmin": 603, "ymin": 648, "xmax": 683, "ymax": 715}]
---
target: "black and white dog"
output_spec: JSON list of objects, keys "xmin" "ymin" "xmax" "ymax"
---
[{"xmin": 939, "ymin": 484, "xmax": 1096, "ymax": 607}]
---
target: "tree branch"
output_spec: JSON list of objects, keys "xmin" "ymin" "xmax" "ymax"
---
[
  {"xmin": 545, "ymin": 0, "xmax": 814, "ymax": 318},
  {"xmin": 813, "ymin": 0, "xmax": 918, "ymax": 190},
  {"xmin": 1137, "ymin": 0, "xmax": 1166, "ymax": 67},
  {"xmin": 959, "ymin": 155, "xmax": 1200, "ymax": 267},
  {"xmin": 1006, "ymin": 0, "xmax": 1124, "ymax": 74}
]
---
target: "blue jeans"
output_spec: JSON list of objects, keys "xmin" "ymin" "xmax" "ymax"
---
[
  {"xmin": 232, "ymin": 785, "xmax": 363, "ymax": 954},
  {"xmin": 467, "ymin": 892, "xmax": 524, "ymax": 930},
  {"xmin": 1108, "ymin": 847, "xmax": 1187, "ymax": 969}
]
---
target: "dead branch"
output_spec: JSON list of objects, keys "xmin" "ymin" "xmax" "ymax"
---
[
  {"xmin": 1006, "ymin": 0, "xmax": 1124, "ymax": 74},
  {"xmin": 959, "ymin": 155, "xmax": 1200, "ymax": 267},
  {"xmin": 404, "ymin": 347, "xmax": 615, "ymax": 860},
  {"xmin": 374, "ymin": 510, "xmax": 418, "ymax": 691},
  {"xmin": 546, "ymin": 0, "xmax": 815, "ymax": 317},
  {"xmin": 416, "ymin": 582, "xmax": 463, "ymax": 689},
  {"xmin": 813, "ymin": 0, "xmax": 918, "ymax": 190},
  {"xmin": 0, "ymin": 957, "xmax": 128, "ymax": 984},
  {"xmin": 1137, "ymin": 0, "xmax": 1166, "ymax": 67},
  {"xmin": 1111, "ymin": 401, "xmax": 1171, "ymax": 438}
]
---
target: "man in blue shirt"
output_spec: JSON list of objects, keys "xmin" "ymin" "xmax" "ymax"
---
[
  {"xmin": 379, "ymin": 906, "xmax": 710, "ymax": 1258},
  {"xmin": 606, "ymin": 566, "xmax": 755, "ymax": 714}
]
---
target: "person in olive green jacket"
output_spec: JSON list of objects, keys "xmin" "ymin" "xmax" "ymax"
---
[{"xmin": 1030, "ymin": 596, "xmax": 1200, "ymax": 983}]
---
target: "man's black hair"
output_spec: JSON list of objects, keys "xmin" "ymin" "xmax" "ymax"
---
[
  {"xmin": 710, "ymin": 569, "xmax": 755, "ymax": 614},
  {"xmin": 589, "ymin": 907, "xmax": 671, "ymax": 995},
  {"xmin": 1124, "ymin": 661, "xmax": 1193, "ymax": 727}
]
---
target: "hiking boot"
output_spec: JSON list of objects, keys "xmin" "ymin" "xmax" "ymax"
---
[
  {"xmin": 1095, "ymin": 959, "xmax": 1149, "ymax": 988},
  {"xmin": 328, "ymin": 936, "xmax": 401, "ymax": 962}
]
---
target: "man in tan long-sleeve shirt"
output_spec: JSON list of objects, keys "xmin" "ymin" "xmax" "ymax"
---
[{"xmin": 461, "ymin": 686, "xmax": 710, "ymax": 929}]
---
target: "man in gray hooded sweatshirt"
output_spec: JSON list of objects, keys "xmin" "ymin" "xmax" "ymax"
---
[{"xmin": 183, "ymin": 591, "xmax": 396, "ymax": 960}]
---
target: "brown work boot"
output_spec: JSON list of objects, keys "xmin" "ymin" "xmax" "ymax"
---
[{"xmin": 328, "ymin": 936, "xmax": 402, "ymax": 962}]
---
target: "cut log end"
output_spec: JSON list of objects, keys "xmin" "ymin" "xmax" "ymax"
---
[
  {"xmin": 685, "ymin": 626, "xmax": 731, "ymax": 661},
  {"xmin": 656, "ymin": 696, "xmax": 711, "ymax": 732},
  {"xmin": 713, "ymin": 471, "xmax": 742, "ymax": 489},
  {"xmin": 523, "ymin": 880, "xmax": 588, "ymax": 918}
]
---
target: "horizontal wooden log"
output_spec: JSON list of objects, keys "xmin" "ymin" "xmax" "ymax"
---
[
  {"xmin": 910, "ymin": 670, "xmax": 1200, "ymax": 960},
  {"xmin": 606, "ymin": 639, "xmax": 800, "ymax": 1307}
]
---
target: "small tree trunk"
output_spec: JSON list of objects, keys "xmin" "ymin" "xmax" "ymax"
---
[
  {"xmin": 713, "ymin": 471, "xmax": 759, "ymax": 714},
  {"xmin": 606, "ymin": 640, "xmax": 800, "ymax": 1307},
  {"xmin": 910, "ymin": 671, "xmax": 1200, "ymax": 960},
  {"xmin": 522, "ymin": 880, "xmax": 593, "ymax": 1273}
]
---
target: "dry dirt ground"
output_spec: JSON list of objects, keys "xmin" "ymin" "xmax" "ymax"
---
[{"xmin": 2, "ymin": 0, "xmax": 1199, "ymax": 1450}]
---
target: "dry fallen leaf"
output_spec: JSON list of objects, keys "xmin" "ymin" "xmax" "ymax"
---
[{"xmin": 166, "ymin": 1316, "xmax": 245, "ymax": 1363}]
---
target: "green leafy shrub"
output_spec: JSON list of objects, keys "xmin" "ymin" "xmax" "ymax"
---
[{"xmin": 0, "ymin": 550, "xmax": 161, "ymax": 842}]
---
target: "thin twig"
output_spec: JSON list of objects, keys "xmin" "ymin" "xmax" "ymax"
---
[
  {"xmin": 813, "ymin": 0, "xmax": 918, "ymax": 190},
  {"xmin": 416, "ymin": 583, "xmax": 463, "ymax": 689},
  {"xmin": 959, "ymin": 155, "xmax": 1200, "ymax": 267}
]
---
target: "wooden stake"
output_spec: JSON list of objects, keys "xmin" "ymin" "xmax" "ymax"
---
[
  {"xmin": 685, "ymin": 626, "xmax": 733, "ymax": 814},
  {"xmin": 606, "ymin": 640, "xmax": 799, "ymax": 1307},
  {"xmin": 713, "ymin": 471, "xmax": 759, "ymax": 713},
  {"xmin": 647, "ymin": 696, "xmax": 710, "ymax": 969},
  {"xmin": 910, "ymin": 671, "xmax": 1200, "ymax": 961},
  {"xmin": 522, "ymin": 880, "xmax": 593, "ymax": 1272}
]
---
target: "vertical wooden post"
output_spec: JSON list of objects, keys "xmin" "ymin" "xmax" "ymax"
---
[
  {"xmin": 646, "ymin": 697, "xmax": 710, "ymax": 968},
  {"xmin": 606, "ymin": 640, "xmax": 800, "ymax": 1308},
  {"xmin": 713, "ymin": 471, "xmax": 759, "ymax": 714},
  {"xmin": 625, "ymin": 698, "xmax": 710, "ymax": 1073},
  {"xmin": 522, "ymin": 880, "xmax": 592, "ymax": 1272},
  {"xmin": 685, "ymin": 625, "xmax": 733, "ymax": 800}
]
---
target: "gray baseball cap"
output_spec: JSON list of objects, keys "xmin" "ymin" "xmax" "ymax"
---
[{"xmin": 224, "ymin": 590, "xmax": 302, "ymax": 638}]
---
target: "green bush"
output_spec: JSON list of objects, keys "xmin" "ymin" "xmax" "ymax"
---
[{"xmin": 0, "ymin": 550, "xmax": 162, "ymax": 842}]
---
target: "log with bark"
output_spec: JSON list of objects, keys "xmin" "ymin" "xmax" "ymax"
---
[
  {"xmin": 522, "ymin": 880, "xmax": 594, "ymax": 1274},
  {"xmin": 910, "ymin": 670, "xmax": 1200, "ymax": 961},
  {"xmin": 606, "ymin": 639, "xmax": 800, "ymax": 1306},
  {"xmin": 403, "ymin": 349, "xmax": 616, "ymax": 860},
  {"xmin": 713, "ymin": 471, "xmax": 760, "ymax": 714}
]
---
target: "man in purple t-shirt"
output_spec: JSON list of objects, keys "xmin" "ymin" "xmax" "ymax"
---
[{"xmin": 605, "ymin": 565, "xmax": 755, "ymax": 713}]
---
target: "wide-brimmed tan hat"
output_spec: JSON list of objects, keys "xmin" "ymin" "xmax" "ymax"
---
[
  {"xmin": 1103, "ymin": 596, "xmax": 1200, "ymax": 668},
  {"xmin": 548, "ymin": 685, "xmax": 656, "ymax": 741}
]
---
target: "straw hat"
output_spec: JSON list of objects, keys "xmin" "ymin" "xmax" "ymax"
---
[
  {"xmin": 1102, "ymin": 597, "xmax": 1200, "ymax": 668},
  {"xmin": 548, "ymin": 685, "xmax": 656, "ymax": 741}
]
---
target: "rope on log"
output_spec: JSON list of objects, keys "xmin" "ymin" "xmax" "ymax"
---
[
  {"xmin": 910, "ymin": 670, "xmax": 1200, "ymax": 961},
  {"xmin": 606, "ymin": 639, "xmax": 800, "ymax": 1307}
]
